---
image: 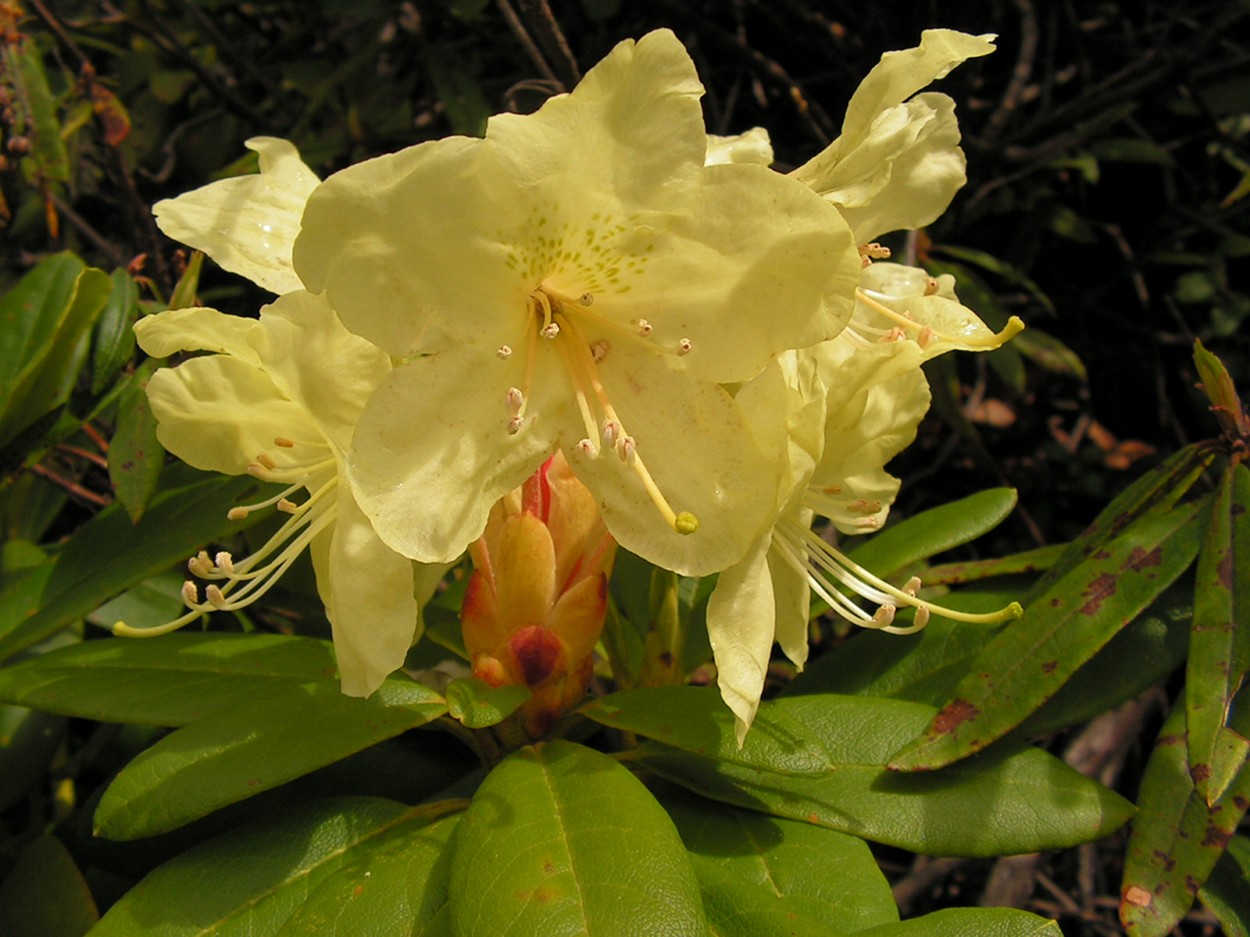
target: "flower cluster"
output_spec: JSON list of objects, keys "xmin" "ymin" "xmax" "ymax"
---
[{"xmin": 123, "ymin": 28, "xmax": 1021, "ymax": 736}]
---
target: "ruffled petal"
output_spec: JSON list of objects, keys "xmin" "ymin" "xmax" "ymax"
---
[
  {"xmin": 705, "ymin": 533, "xmax": 776, "ymax": 744},
  {"xmin": 312, "ymin": 488, "xmax": 420, "ymax": 697},
  {"xmin": 134, "ymin": 307, "xmax": 261, "ymax": 363},
  {"xmin": 145, "ymin": 355, "xmax": 322, "ymax": 475},
  {"xmin": 347, "ymin": 347, "xmax": 560, "ymax": 564},
  {"xmin": 705, "ymin": 128, "xmax": 774, "ymax": 167},
  {"xmin": 487, "ymin": 30, "xmax": 706, "ymax": 217},
  {"xmin": 249, "ymin": 291, "xmax": 391, "ymax": 457},
  {"xmin": 154, "ymin": 138, "xmax": 319, "ymax": 294},
  {"xmin": 572, "ymin": 162, "xmax": 858, "ymax": 385},
  {"xmin": 294, "ymin": 136, "xmax": 529, "ymax": 358},
  {"xmin": 565, "ymin": 342, "xmax": 778, "ymax": 576}
]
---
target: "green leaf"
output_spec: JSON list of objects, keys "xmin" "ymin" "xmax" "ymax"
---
[
  {"xmin": 0, "ymin": 253, "xmax": 111, "ymax": 450},
  {"xmin": 844, "ymin": 488, "xmax": 1019, "ymax": 582},
  {"xmin": 6, "ymin": 40, "xmax": 71, "ymax": 184},
  {"xmin": 94, "ymin": 678, "xmax": 447, "ymax": 839},
  {"xmin": 857, "ymin": 908, "xmax": 1062, "ymax": 936},
  {"xmin": 584, "ymin": 686, "xmax": 837, "ymax": 776},
  {"xmin": 276, "ymin": 810, "xmax": 462, "ymax": 936},
  {"xmin": 449, "ymin": 740, "xmax": 705, "ymax": 936},
  {"xmin": 1121, "ymin": 695, "xmax": 1250, "ymax": 936},
  {"xmin": 606, "ymin": 692, "xmax": 1133, "ymax": 857},
  {"xmin": 1031, "ymin": 442, "xmax": 1213, "ymax": 595},
  {"xmin": 0, "ymin": 632, "xmax": 348, "ymax": 726},
  {"xmin": 1200, "ymin": 834, "xmax": 1250, "ymax": 937},
  {"xmin": 90, "ymin": 797, "xmax": 463, "ymax": 936},
  {"xmin": 90, "ymin": 268, "xmax": 140, "ymax": 396},
  {"xmin": 1187, "ymin": 463, "xmax": 1250, "ymax": 804},
  {"xmin": 107, "ymin": 363, "xmax": 165, "ymax": 522},
  {"xmin": 660, "ymin": 783, "xmax": 898, "ymax": 935},
  {"xmin": 889, "ymin": 499, "xmax": 1204, "ymax": 772},
  {"xmin": 445, "ymin": 676, "xmax": 528, "ymax": 729},
  {"xmin": 0, "ymin": 835, "xmax": 98, "ymax": 937},
  {"xmin": 0, "ymin": 466, "xmax": 283, "ymax": 661}
]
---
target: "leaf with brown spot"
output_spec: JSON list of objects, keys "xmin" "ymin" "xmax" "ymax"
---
[
  {"xmin": 1122, "ymin": 694, "xmax": 1250, "ymax": 936},
  {"xmin": 1187, "ymin": 463, "xmax": 1250, "ymax": 806},
  {"xmin": 890, "ymin": 499, "xmax": 1204, "ymax": 772}
]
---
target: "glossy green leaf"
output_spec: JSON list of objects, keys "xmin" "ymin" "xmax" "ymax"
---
[
  {"xmin": 611, "ymin": 693, "xmax": 1133, "ymax": 857},
  {"xmin": 661, "ymin": 784, "xmax": 898, "ymax": 935},
  {"xmin": 108, "ymin": 362, "xmax": 165, "ymax": 522},
  {"xmin": 276, "ymin": 809, "xmax": 462, "ymax": 936},
  {"xmin": 94, "ymin": 678, "xmax": 447, "ymax": 839},
  {"xmin": 449, "ymin": 740, "xmax": 705, "ymax": 936},
  {"xmin": 890, "ymin": 499, "xmax": 1204, "ymax": 772},
  {"xmin": 584, "ymin": 686, "xmax": 835, "ymax": 776},
  {"xmin": 1121, "ymin": 695, "xmax": 1250, "ymax": 936},
  {"xmin": 845, "ymin": 488, "xmax": 1019, "ymax": 582},
  {"xmin": 0, "ymin": 835, "xmax": 98, "ymax": 937},
  {"xmin": 1200, "ymin": 834, "xmax": 1250, "ymax": 937},
  {"xmin": 445, "ymin": 676, "xmax": 529, "ymax": 729},
  {"xmin": 0, "ymin": 466, "xmax": 282, "ymax": 661},
  {"xmin": 90, "ymin": 268, "xmax": 140, "ymax": 395},
  {"xmin": 857, "ymin": 908, "xmax": 1062, "ymax": 936},
  {"xmin": 0, "ymin": 253, "xmax": 111, "ymax": 450},
  {"xmin": 925, "ymin": 543, "xmax": 1065, "ymax": 586},
  {"xmin": 1187, "ymin": 463, "xmax": 1250, "ymax": 804},
  {"xmin": 91, "ymin": 797, "xmax": 462, "ymax": 936},
  {"xmin": 0, "ymin": 632, "xmax": 348, "ymax": 726}
]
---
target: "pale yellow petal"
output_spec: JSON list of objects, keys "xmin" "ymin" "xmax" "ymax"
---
[
  {"xmin": 154, "ymin": 138, "xmax": 319, "ymax": 294},
  {"xmin": 704, "ymin": 128, "xmax": 774, "ymax": 166},
  {"xmin": 312, "ymin": 488, "xmax": 420, "ymax": 697},
  {"xmin": 134, "ymin": 307, "xmax": 260, "ymax": 363}
]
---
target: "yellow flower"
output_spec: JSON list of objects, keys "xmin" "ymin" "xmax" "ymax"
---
[
  {"xmin": 292, "ymin": 29, "xmax": 860, "ymax": 577},
  {"xmin": 153, "ymin": 137, "xmax": 319, "ymax": 294},
  {"xmin": 119, "ymin": 293, "xmax": 441, "ymax": 696}
]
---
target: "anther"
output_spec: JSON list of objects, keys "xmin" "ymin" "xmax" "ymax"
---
[
  {"xmin": 505, "ymin": 387, "xmax": 525, "ymax": 414},
  {"xmin": 636, "ymin": 319, "xmax": 652, "ymax": 336},
  {"xmin": 677, "ymin": 338, "xmax": 693, "ymax": 356},
  {"xmin": 902, "ymin": 576, "xmax": 922, "ymax": 597},
  {"xmin": 274, "ymin": 437, "xmax": 295, "ymax": 448},
  {"xmin": 181, "ymin": 581, "xmax": 200, "ymax": 608},
  {"xmin": 848, "ymin": 498, "xmax": 881, "ymax": 514},
  {"xmin": 579, "ymin": 292, "xmax": 594, "ymax": 306},
  {"xmin": 602, "ymin": 420, "xmax": 621, "ymax": 445},
  {"xmin": 913, "ymin": 606, "xmax": 931, "ymax": 629},
  {"xmin": 924, "ymin": 277, "xmax": 939, "ymax": 296},
  {"xmin": 497, "ymin": 345, "xmax": 513, "ymax": 359},
  {"xmin": 880, "ymin": 327, "xmax": 907, "ymax": 343},
  {"xmin": 256, "ymin": 452, "xmax": 278, "ymax": 470},
  {"xmin": 541, "ymin": 322, "xmax": 560, "ymax": 339},
  {"xmin": 577, "ymin": 438, "xmax": 596, "ymax": 456},
  {"xmin": 855, "ymin": 517, "xmax": 880, "ymax": 530},
  {"xmin": 277, "ymin": 498, "xmax": 299, "ymax": 514},
  {"xmin": 205, "ymin": 585, "xmax": 228, "ymax": 609},
  {"xmin": 227, "ymin": 506, "xmax": 249, "ymax": 521},
  {"xmin": 508, "ymin": 415, "xmax": 524, "ymax": 435},
  {"xmin": 591, "ymin": 340, "xmax": 609, "ymax": 362},
  {"xmin": 674, "ymin": 512, "xmax": 699, "ymax": 535},
  {"xmin": 615, "ymin": 435, "xmax": 636, "ymax": 463},
  {"xmin": 188, "ymin": 550, "xmax": 213, "ymax": 577},
  {"xmin": 918, "ymin": 326, "xmax": 936, "ymax": 348},
  {"xmin": 873, "ymin": 605, "xmax": 897, "ymax": 627},
  {"xmin": 859, "ymin": 242, "xmax": 891, "ymax": 261},
  {"xmin": 215, "ymin": 551, "xmax": 235, "ymax": 574}
]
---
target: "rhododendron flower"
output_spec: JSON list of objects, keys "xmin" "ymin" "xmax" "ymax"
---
[
  {"xmin": 293, "ymin": 29, "xmax": 860, "ymax": 578},
  {"xmin": 118, "ymin": 292, "xmax": 440, "ymax": 696},
  {"xmin": 708, "ymin": 270, "xmax": 1022, "ymax": 741},
  {"xmin": 153, "ymin": 137, "xmax": 319, "ymax": 294},
  {"xmin": 462, "ymin": 452, "xmax": 617, "ymax": 738},
  {"xmin": 791, "ymin": 29, "xmax": 997, "ymax": 242}
]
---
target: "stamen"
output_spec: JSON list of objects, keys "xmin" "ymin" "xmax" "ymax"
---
[
  {"xmin": 215, "ymin": 552, "xmax": 235, "ymax": 574},
  {"xmin": 188, "ymin": 551, "xmax": 213, "ymax": 577},
  {"xmin": 579, "ymin": 292, "xmax": 594, "ymax": 306},
  {"xmin": 590, "ymin": 340, "xmax": 609, "ymax": 362},
  {"xmin": 542, "ymin": 322, "xmax": 560, "ymax": 339},
  {"xmin": 227, "ymin": 507, "xmax": 250, "ymax": 521},
  {"xmin": 602, "ymin": 420, "xmax": 621, "ymax": 445},
  {"xmin": 615, "ymin": 435, "xmax": 636, "ymax": 463},
  {"xmin": 274, "ymin": 437, "xmax": 295, "ymax": 449},
  {"xmin": 497, "ymin": 345, "xmax": 513, "ymax": 359},
  {"xmin": 677, "ymin": 338, "xmax": 692, "ymax": 356},
  {"xmin": 205, "ymin": 585, "xmax": 228, "ymax": 609},
  {"xmin": 855, "ymin": 288, "xmax": 1025, "ymax": 350},
  {"xmin": 859, "ymin": 242, "xmax": 892, "ymax": 261},
  {"xmin": 636, "ymin": 319, "xmax": 652, "ymax": 336},
  {"xmin": 508, "ymin": 415, "xmax": 524, "ymax": 435},
  {"xmin": 181, "ymin": 581, "xmax": 199, "ymax": 608},
  {"xmin": 577, "ymin": 438, "xmax": 596, "ymax": 456},
  {"xmin": 256, "ymin": 452, "xmax": 278, "ymax": 470},
  {"xmin": 277, "ymin": 498, "xmax": 299, "ymax": 513},
  {"xmin": 505, "ymin": 387, "xmax": 525, "ymax": 414}
]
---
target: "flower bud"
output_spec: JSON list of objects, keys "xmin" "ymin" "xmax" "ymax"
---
[{"xmin": 461, "ymin": 451, "xmax": 617, "ymax": 738}]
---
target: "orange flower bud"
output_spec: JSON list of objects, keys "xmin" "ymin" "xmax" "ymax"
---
[{"xmin": 461, "ymin": 451, "xmax": 616, "ymax": 738}]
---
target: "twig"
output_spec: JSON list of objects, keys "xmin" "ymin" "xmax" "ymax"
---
[
  {"xmin": 28, "ymin": 462, "xmax": 112, "ymax": 507},
  {"xmin": 495, "ymin": 0, "xmax": 559, "ymax": 88},
  {"xmin": 516, "ymin": 0, "xmax": 579, "ymax": 90}
]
